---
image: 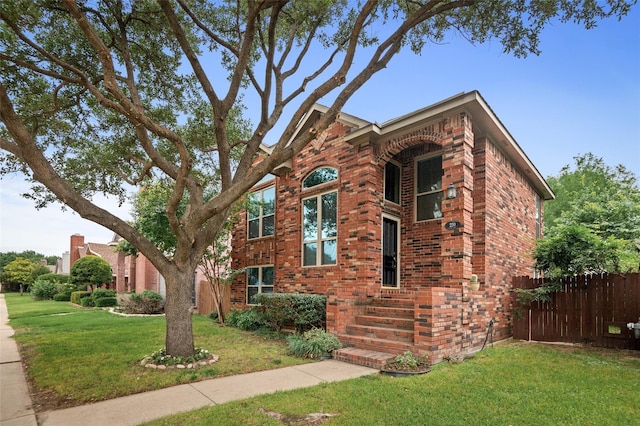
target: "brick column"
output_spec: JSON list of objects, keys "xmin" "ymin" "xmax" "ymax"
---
[
  {"xmin": 414, "ymin": 287, "xmax": 463, "ymax": 363},
  {"xmin": 440, "ymin": 112, "xmax": 474, "ymax": 288},
  {"xmin": 440, "ymin": 112, "xmax": 475, "ymax": 352}
]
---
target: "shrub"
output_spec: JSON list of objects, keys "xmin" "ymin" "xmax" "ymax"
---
[
  {"xmin": 80, "ymin": 296, "xmax": 95, "ymax": 307},
  {"xmin": 252, "ymin": 293, "xmax": 326, "ymax": 332},
  {"xmin": 30, "ymin": 279, "xmax": 58, "ymax": 300},
  {"xmin": 119, "ymin": 290, "xmax": 163, "ymax": 314},
  {"xmin": 70, "ymin": 256, "xmax": 112, "ymax": 290},
  {"xmin": 287, "ymin": 328, "xmax": 342, "ymax": 359},
  {"xmin": 53, "ymin": 293, "xmax": 71, "ymax": 302},
  {"xmin": 226, "ymin": 308, "xmax": 266, "ymax": 331},
  {"xmin": 71, "ymin": 291, "xmax": 90, "ymax": 305},
  {"xmin": 91, "ymin": 289, "xmax": 116, "ymax": 299},
  {"xmin": 94, "ymin": 297, "xmax": 117, "ymax": 307},
  {"xmin": 37, "ymin": 273, "xmax": 69, "ymax": 284},
  {"xmin": 383, "ymin": 351, "xmax": 430, "ymax": 372}
]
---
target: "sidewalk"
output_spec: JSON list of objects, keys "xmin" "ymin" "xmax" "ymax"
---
[
  {"xmin": 0, "ymin": 294, "xmax": 378, "ymax": 426},
  {"xmin": 0, "ymin": 294, "xmax": 38, "ymax": 426}
]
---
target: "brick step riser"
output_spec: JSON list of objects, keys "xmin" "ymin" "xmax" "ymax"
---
[
  {"xmin": 363, "ymin": 306, "xmax": 414, "ymax": 319},
  {"xmin": 345, "ymin": 324, "xmax": 414, "ymax": 342},
  {"xmin": 338, "ymin": 335, "xmax": 413, "ymax": 355},
  {"xmin": 332, "ymin": 349, "xmax": 395, "ymax": 369},
  {"xmin": 370, "ymin": 299, "xmax": 414, "ymax": 309},
  {"xmin": 378, "ymin": 290, "xmax": 416, "ymax": 300},
  {"xmin": 355, "ymin": 315, "xmax": 414, "ymax": 330}
]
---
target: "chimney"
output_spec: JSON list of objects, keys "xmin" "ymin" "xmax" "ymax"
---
[{"xmin": 70, "ymin": 234, "xmax": 85, "ymax": 267}]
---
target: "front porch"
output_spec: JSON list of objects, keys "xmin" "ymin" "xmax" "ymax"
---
[{"xmin": 329, "ymin": 287, "xmax": 487, "ymax": 368}]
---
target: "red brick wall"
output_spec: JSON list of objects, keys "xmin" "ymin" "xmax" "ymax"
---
[
  {"xmin": 231, "ymin": 110, "xmax": 544, "ymax": 354},
  {"xmin": 470, "ymin": 137, "xmax": 541, "ymax": 343}
]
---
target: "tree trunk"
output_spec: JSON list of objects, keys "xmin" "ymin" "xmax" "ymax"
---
[{"xmin": 163, "ymin": 268, "xmax": 195, "ymax": 357}]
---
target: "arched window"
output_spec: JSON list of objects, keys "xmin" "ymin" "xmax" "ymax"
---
[
  {"xmin": 302, "ymin": 167, "xmax": 338, "ymax": 266},
  {"xmin": 302, "ymin": 167, "xmax": 338, "ymax": 189}
]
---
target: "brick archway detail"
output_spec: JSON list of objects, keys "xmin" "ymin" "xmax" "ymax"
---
[{"xmin": 375, "ymin": 130, "xmax": 443, "ymax": 165}]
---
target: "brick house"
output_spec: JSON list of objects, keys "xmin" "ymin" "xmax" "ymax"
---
[
  {"xmin": 70, "ymin": 234, "xmax": 213, "ymax": 311},
  {"xmin": 230, "ymin": 91, "xmax": 554, "ymax": 365}
]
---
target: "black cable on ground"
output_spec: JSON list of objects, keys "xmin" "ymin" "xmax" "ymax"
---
[{"xmin": 481, "ymin": 319, "xmax": 494, "ymax": 351}]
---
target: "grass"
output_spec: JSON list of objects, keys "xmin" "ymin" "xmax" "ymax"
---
[
  {"xmin": 6, "ymin": 293, "xmax": 640, "ymax": 424},
  {"xmin": 4, "ymin": 292, "xmax": 309, "ymax": 410},
  {"xmin": 143, "ymin": 343, "xmax": 640, "ymax": 425}
]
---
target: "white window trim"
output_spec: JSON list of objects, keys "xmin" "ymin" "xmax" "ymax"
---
[
  {"xmin": 247, "ymin": 186, "xmax": 275, "ymax": 240},
  {"xmin": 246, "ymin": 265, "xmax": 274, "ymax": 305},
  {"xmin": 302, "ymin": 189, "xmax": 338, "ymax": 267},
  {"xmin": 414, "ymin": 152, "xmax": 443, "ymax": 223}
]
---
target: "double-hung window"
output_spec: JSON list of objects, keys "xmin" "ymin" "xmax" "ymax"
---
[
  {"xmin": 246, "ymin": 265, "xmax": 274, "ymax": 304},
  {"xmin": 415, "ymin": 155, "xmax": 443, "ymax": 221},
  {"xmin": 302, "ymin": 167, "xmax": 338, "ymax": 266},
  {"xmin": 248, "ymin": 186, "xmax": 275, "ymax": 239}
]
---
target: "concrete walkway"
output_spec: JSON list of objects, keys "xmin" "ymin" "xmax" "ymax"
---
[
  {"xmin": 1, "ymin": 294, "xmax": 38, "ymax": 426},
  {"xmin": 0, "ymin": 294, "xmax": 378, "ymax": 426}
]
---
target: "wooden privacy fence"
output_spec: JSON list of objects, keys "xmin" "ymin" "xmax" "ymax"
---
[
  {"xmin": 197, "ymin": 280, "xmax": 231, "ymax": 317},
  {"xmin": 512, "ymin": 273, "xmax": 640, "ymax": 350}
]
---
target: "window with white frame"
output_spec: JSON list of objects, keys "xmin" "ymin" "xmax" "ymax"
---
[
  {"xmin": 246, "ymin": 265, "xmax": 274, "ymax": 304},
  {"xmin": 248, "ymin": 186, "xmax": 275, "ymax": 239},
  {"xmin": 415, "ymin": 155, "xmax": 443, "ymax": 221},
  {"xmin": 302, "ymin": 167, "xmax": 338, "ymax": 267}
]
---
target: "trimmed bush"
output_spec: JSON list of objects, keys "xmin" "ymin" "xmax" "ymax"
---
[
  {"xmin": 80, "ymin": 296, "xmax": 95, "ymax": 307},
  {"xmin": 71, "ymin": 291, "xmax": 89, "ymax": 305},
  {"xmin": 53, "ymin": 293, "xmax": 71, "ymax": 302},
  {"xmin": 30, "ymin": 279, "xmax": 58, "ymax": 300},
  {"xmin": 91, "ymin": 289, "xmax": 116, "ymax": 299},
  {"xmin": 252, "ymin": 293, "xmax": 326, "ymax": 332},
  {"xmin": 119, "ymin": 290, "xmax": 163, "ymax": 314},
  {"xmin": 94, "ymin": 297, "xmax": 117, "ymax": 307}
]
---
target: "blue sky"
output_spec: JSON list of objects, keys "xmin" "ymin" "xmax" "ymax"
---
[{"xmin": 1, "ymin": 8, "xmax": 638, "ymax": 257}]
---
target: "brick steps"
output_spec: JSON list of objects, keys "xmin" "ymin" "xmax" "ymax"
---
[
  {"xmin": 362, "ymin": 306, "xmax": 414, "ymax": 319},
  {"xmin": 370, "ymin": 298, "xmax": 413, "ymax": 309},
  {"xmin": 333, "ymin": 347, "xmax": 396, "ymax": 369},
  {"xmin": 345, "ymin": 324, "xmax": 413, "ymax": 342},
  {"xmin": 336, "ymin": 294, "xmax": 416, "ymax": 368},
  {"xmin": 338, "ymin": 334, "xmax": 413, "ymax": 355},
  {"xmin": 355, "ymin": 314, "xmax": 414, "ymax": 330}
]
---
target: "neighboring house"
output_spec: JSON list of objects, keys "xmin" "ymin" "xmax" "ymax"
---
[
  {"xmin": 69, "ymin": 234, "xmax": 211, "ymax": 312},
  {"xmin": 231, "ymin": 91, "xmax": 554, "ymax": 365}
]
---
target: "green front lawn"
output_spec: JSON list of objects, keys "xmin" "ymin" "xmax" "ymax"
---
[
  {"xmin": 4, "ymin": 293, "xmax": 308, "ymax": 410},
  {"xmin": 144, "ymin": 341, "xmax": 640, "ymax": 425}
]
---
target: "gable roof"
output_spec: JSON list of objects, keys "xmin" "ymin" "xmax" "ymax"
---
[
  {"xmin": 343, "ymin": 91, "xmax": 554, "ymax": 200},
  {"xmin": 265, "ymin": 91, "xmax": 554, "ymax": 200}
]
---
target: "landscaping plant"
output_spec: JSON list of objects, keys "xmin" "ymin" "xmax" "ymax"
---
[{"xmin": 287, "ymin": 328, "xmax": 342, "ymax": 359}]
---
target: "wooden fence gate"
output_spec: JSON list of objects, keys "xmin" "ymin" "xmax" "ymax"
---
[{"xmin": 512, "ymin": 273, "xmax": 640, "ymax": 350}]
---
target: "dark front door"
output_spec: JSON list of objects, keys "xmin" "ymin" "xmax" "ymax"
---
[{"xmin": 383, "ymin": 217, "xmax": 399, "ymax": 287}]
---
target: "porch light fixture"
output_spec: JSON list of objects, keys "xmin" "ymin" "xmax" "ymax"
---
[
  {"xmin": 446, "ymin": 183, "xmax": 457, "ymax": 199},
  {"xmin": 469, "ymin": 274, "xmax": 480, "ymax": 291}
]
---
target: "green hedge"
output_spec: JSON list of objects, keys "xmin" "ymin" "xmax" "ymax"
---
[
  {"xmin": 80, "ymin": 297, "xmax": 95, "ymax": 307},
  {"xmin": 251, "ymin": 293, "xmax": 326, "ymax": 332},
  {"xmin": 94, "ymin": 297, "xmax": 117, "ymax": 307},
  {"xmin": 53, "ymin": 293, "xmax": 71, "ymax": 302},
  {"xmin": 71, "ymin": 291, "xmax": 90, "ymax": 305}
]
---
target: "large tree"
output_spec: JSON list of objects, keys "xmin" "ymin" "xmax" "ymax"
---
[
  {"xmin": 0, "ymin": 1, "xmax": 635, "ymax": 357},
  {"xmin": 533, "ymin": 153, "xmax": 640, "ymax": 279}
]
